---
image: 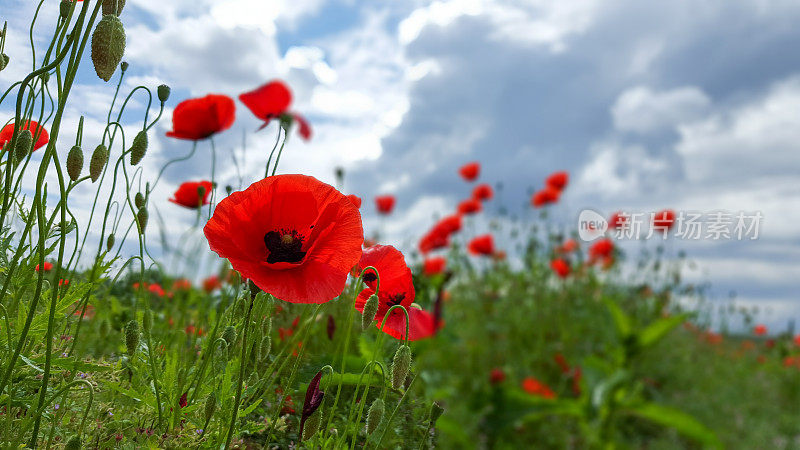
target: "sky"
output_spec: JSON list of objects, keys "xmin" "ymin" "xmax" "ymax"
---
[{"xmin": 2, "ymin": 0, "xmax": 800, "ymax": 331}]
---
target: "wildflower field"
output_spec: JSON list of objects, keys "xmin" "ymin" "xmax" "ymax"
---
[{"xmin": 0, "ymin": 1, "xmax": 799, "ymax": 449}]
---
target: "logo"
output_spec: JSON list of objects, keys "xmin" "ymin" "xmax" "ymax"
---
[{"xmin": 578, "ymin": 209, "xmax": 607, "ymax": 241}]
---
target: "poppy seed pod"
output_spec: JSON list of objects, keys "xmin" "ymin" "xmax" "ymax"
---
[
  {"xmin": 66, "ymin": 145, "xmax": 83, "ymax": 181},
  {"xmin": 301, "ymin": 410, "xmax": 321, "ymax": 441},
  {"xmin": 366, "ymin": 398, "xmax": 384, "ymax": 435},
  {"xmin": 129, "ymin": 130, "xmax": 148, "ymax": 165},
  {"xmin": 429, "ymin": 401, "xmax": 444, "ymax": 425},
  {"xmin": 124, "ymin": 320, "xmax": 139, "ymax": 356},
  {"xmin": 136, "ymin": 207, "xmax": 148, "ymax": 233},
  {"xmin": 0, "ymin": 54, "xmax": 9, "ymax": 72},
  {"xmin": 59, "ymin": 1, "xmax": 71, "ymax": 19},
  {"xmin": 157, "ymin": 84, "xmax": 171, "ymax": 103},
  {"xmin": 134, "ymin": 192, "xmax": 145, "ymax": 209},
  {"xmin": 14, "ymin": 129, "xmax": 33, "ymax": 161},
  {"xmin": 391, "ymin": 345, "xmax": 411, "ymax": 389},
  {"xmin": 204, "ymin": 392, "xmax": 217, "ymax": 424},
  {"xmin": 89, "ymin": 144, "xmax": 108, "ymax": 182},
  {"xmin": 102, "ymin": 0, "xmax": 126, "ymax": 16},
  {"xmin": 106, "ymin": 233, "xmax": 115, "ymax": 251},
  {"xmin": 222, "ymin": 326, "xmax": 237, "ymax": 347},
  {"xmin": 91, "ymin": 14, "xmax": 126, "ymax": 82},
  {"xmin": 361, "ymin": 294, "xmax": 379, "ymax": 330},
  {"xmin": 64, "ymin": 435, "xmax": 81, "ymax": 450},
  {"xmin": 142, "ymin": 309, "xmax": 152, "ymax": 338}
]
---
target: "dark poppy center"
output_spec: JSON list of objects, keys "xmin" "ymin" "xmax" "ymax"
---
[
  {"xmin": 363, "ymin": 271, "xmax": 377, "ymax": 283},
  {"xmin": 386, "ymin": 293, "xmax": 405, "ymax": 308},
  {"xmin": 264, "ymin": 229, "xmax": 306, "ymax": 264}
]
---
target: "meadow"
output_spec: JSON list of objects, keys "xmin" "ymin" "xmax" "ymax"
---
[{"xmin": 0, "ymin": 1, "xmax": 798, "ymax": 448}]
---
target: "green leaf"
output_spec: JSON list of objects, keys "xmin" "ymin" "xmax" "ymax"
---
[
  {"xmin": 603, "ymin": 298, "xmax": 632, "ymax": 337},
  {"xmin": 638, "ymin": 314, "xmax": 689, "ymax": 348},
  {"xmin": 624, "ymin": 402, "xmax": 722, "ymax": 448},
  {"xmin": 240, "ymin": 398, "xmax": 262, "ymax": 416}
]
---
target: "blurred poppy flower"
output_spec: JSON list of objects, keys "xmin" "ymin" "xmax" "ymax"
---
[
  {"xmin": 753, "ymin": 324, "xmax": 767, "ymax": 336},
  {"xmin": 375, "ymin": 195, "xmax": 395, "ymax": 215},
  {"xmin": 35, "ymin": 261, "xmax": 53, "ymax": 272},
  {"xmin": 489, "ymin": 368, "xmax": 506, "ymax": 385},
  {"xmin": 521, "ymin": 377, "xmax": 556, "ymax": 399},
  {"xmin": 419, "ymin": 230, "xmax": 449, "ymax": 254},
  {"xmin": 239, "ymin": 80, "xmax": 312, "ymax": 140},
  {"xmin": 202, "ymin": 275, "xmax": 221, "ymax": 293},
  {"xmin": 458, "ymin": 162, "xmax": 480, "ymax": 182},
  {"xmin": 423, "ymin": 257, "xmax": 446, "ymax": 276},
  {"xmin": 609, "ymin": 211, "xmax": 627, "ymax": 229},
  {"xmin": 58, "ymin": 279, "xmax": 69, "ymax": 287},
  {"xmin": 472, "ymin": 183, "xmax": 493, "ymax": 201},
  {"xmin": 148, "ymin": 283, "xmax": 165, "ymax": 297},
  {"xmin": 652, "ymin": 209, "xmax": 676, "ymax": 232},
  {"xmin": 0, "ymin": 120, "xmax": 49, "ymax": 151},
  {"xmin": 557, "ymin": 239, "xmax": 578, "ymax": 254},
  {"xmin": 204, "ymin": 174, "xmax": 363, "ymax": 304},
  {"xmin": 550, "ymin": 258, "xmax": 570, "ymax": 278},
  {"xmin": 588, "ymin": 238, "xmax": 614, "ymax": 261},
  {"xmin": 794, "ymin": 334, "xmax": 800, "ymax": 347},
  {"xmin": 179, "ymin": 392, "xmax": 188, "ymax": 408},
  {"xmin": 169, "ymin": 180, "xmax": 213, "ymax": 209},
  {"xmin": 172, "ymin": 278, "xmax": 192, "ymax": 291},
  {"xmin": 545, "ymin": 171, "xmax": 568, "ymax": 191},
  {"xmin": 166, "ymin": 94, "xmax": 235, "ymax": 140},
  {"xmin": 457, "ymin": 198, "xmax": 482, "ymax": 215},
  {"xmin": 553, "ymin": 353, "xmax": 570, "ymax": 374},
  {"xmin": 531, "ymin": 187, "xmax": 560, "ymax": 208},
  {"xmin": 468, "ymin": 234, "xmax": 495, "ymax": 256},
  {"xmin": 347, "ymin": 194, "xmax": 362, "ymax": 209},
  {"xmin": 434, "ymin": 214, "xmax": 463, "ymax": 235}
]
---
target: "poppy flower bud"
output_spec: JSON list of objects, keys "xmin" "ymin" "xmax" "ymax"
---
[
  {"xmin": 102, "ymin": 0, "xmax": 126, "ymax": 16},
  {"xmin": 157, "ymin": 84, "xmax": 171, "ymax": 103},
  {"xmin": 89, "ymin": 144, "xmax": 108, "ymax": 182},
  {"xmin": 262, "ymin": 317, "xmax": 272, "ymax": 336},
  {"xmin": 136, "ymin": 207, "xmax": 148, "ymax": 233},
  {"xmin": 66, "ymin": 145, "xmax": 83, "ymax": 181},
  {"xmin": 124, "ymin": 320, "xmax": 139, "ymax": 356},
  {"xmin": 120, "ymin": 61, "xmax": 128, "ymax": 72},
  {"xmin": 40, "ymin": 72, "xmax": 50, "ymax": 83},
  {"xmin": 260, "ymin": 336, "xmax": 271, "ymax": 360},
  {"xmin": 90, "ymin": 14, "xmax": 126, "ymax": 82},
  {"xmin": 429, "ymin": 401, "xmax": 444, "ymax": 425},
  {"xmin": 15, "ymin": 129, "xmax": 33, "ymax": 161},
  {"xmin": 0, "ymin": 54, "xmax": 8, "ymax": 72},
  {"xmin": 366, "ymin": 398, "xmax": 384, "ymax": 435},
  {"xmin": 64, "ymin": 435, "xmax": 81, "ymax": 450},
  {"xmin": 225, "ymin": 185, "xmax": 233, "ymax": 196},
  {"xmin": 361, "ymin": 294, "xmax": 379, "ymax": 330},
  {"xmin": 142, "ymin": 309, "xmax": 152, "ymax": 338},
  {"xmin": 129, "ymin": 130, "xmax": 148, "ymax": 165},
  {"xmin": 279, "ymin": 113, "xmax": 294, "ymax": 132},
  {"xmin": 301, "ymin": 410, "xmax": 321, "ymax": 441},
  {"xmin": 106, "ymin": 233, "xmax": 115, "ymax": 251},
  {"xmin": 391, "ymin": 345, "xmax": 411, "ymax": 389},
  {"xmin": 204, "ymin": 392, "xmax": 217, "ymax": 424},
  {"xmin": 134, "ymin": 192, "xmax": 145, "ymax": 209},
  {"xmin": 222, "ymin": 325, "xmax": 237, "ymax": 347},
  {"xmin": 59, "ymin": 1, "xmax": 71, "ymax": 19}
]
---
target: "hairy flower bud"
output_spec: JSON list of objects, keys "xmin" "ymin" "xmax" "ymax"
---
[
  {"xmin": 391, "ymin": 345, "xmax": 411, "ymax": 389},
  {"xmin": 134, "ymin": 192, "xmax": 145, "ymax": 209},
  {"xmin": 361, "ymin": 294, "xmax": 379, "ymax": 330},
  {"xmin": 59, "ymin": 1, "xmax": 71, "ymax": 19},
  {"xmin": 66, "ymin": 145, "xmax": 83, "ymax": 181},
  {"xmin": 157, "ymin": 84, "xmax": 171, "ymax": 103},
  {"xmin": 120, "ymin": 61, "xmax": 129, "ymax": 72},
  {"xmin": 301, "ymin": 410, "xmax": 321, "ymax": 441},
  {"xmin": 0, "ymin": 54, "xmax": 9, "ymax": 72},
  {"xmin": 366, "ymin": 398, "xmax": 384, "ymax": 435},
  {"xmin": 136, "ymin": 207, "xmax": 148, "ymax": 233},
  {"xmin": 222, "ymin": 325, "xmax": 237, "ymax": 347},
  {"xmin": 260, "ymin": 336, "xmax": 271, "ymax": 361},
  {"xmin": 125, "ymin": 320, "xmax": 139, "ymax": 356},
  {"xmin": 204, "ymin": 392, "xmax": 217, "ymax": 424},
  {"xmin": 91, "ymin": 14, "xmax": 126, "ymax": 82},
  {"xmin": 14, "ymin": 129, "xmax": 33, "ymax": 161},
  {"xmin": 129, "ymin": 130, "xmax": 148, "ymax": 165},
  {"xmin": 102, "ymin": 0, "xmax": 126, "ymax": 16},
  {"xmin": 106, "ymin": 233, "xmax": 115, "ymax": 251},
  {"xmin": 64, "ymin": 435, "xmax": 81, "ymax": 450},
  {"xmin": 142, "ymin": 309, "xmax": 152, "ymax": 338},
  {"xmin": 429, "ymin": 401, "xmax": 444, "ymax": 425},
  {"xmin": 89, "ymin": 144, "xmax": 108, "ymax": 182}
]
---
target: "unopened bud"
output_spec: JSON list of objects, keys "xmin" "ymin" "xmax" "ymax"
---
[
  {"xmin": 204, "ymin": 392, "xmax": 217, "ymax": 424},
  {"xmin": 129, "ymin": 130, "xmax": 147, "ymax": 165},
  {"xmin": 120, "ymin": 61, "xmax": 128, "ymax": 72},
  {"xmin": 390, "ymin": 345, "xmax": 411, "ymax": 389},
  {"xmin": 260, "ymin": 336, "xmax": 271, "ymax": 360},
  {"xmin": 361, "ymin": 294, "xmax": 379, "ymax": 330},
  {"xmin": 136, "ymin": 207, "xmax": 148, "ymax": 233},
  {"xmin": 106, "ymin": 233, "xmax": 115, "ymax": 251},
  {"xmin": 102, "ymin": 0, "xmax": 126, "ymax": 16},
  {"xmin": 41, "ymin": 72, "xmax": 50, "ymax": 83},
  {"xmin": 124, "ymin": 320, "xmax": 139, "ymax": 356},
  {"xmin": 157, "ymin": 84, "xmax": 171, "ymax": 103},
  {"xmin": 59, "ymin": 1, "xmax": 71, "ymax": 19},
  {"xmin": 261, "ymin": 316, "xmax": 272, "ymax": 336},
  {"xmin": 66, "ymin": 145, "xmax": 83, "ymax": 181},
  {"xmin": 225, "ymin": 185, "xmax": 233, "ymax": 196},
  {"xmin": 429, "ymin": 401, "xmax": 444, "ymax": 425},
  {"xmin": 222, "ymin": 326, "xmax": 237, "ymax": 347},
  {"xmin": 302, "ymin": 410, "xmax": 321, "ymax": 441},
  {"xmin": 366, "ymin": 398, "xmax": 384, "ymax": 435},
  {"xmin": 0, "ymin": 54, "xmax": 8, "ymax": 72},
  {"xmin": 142, "ymin": 309, "xmax": 152, "ymax": 337},
  {"xmin": 64, "ymin": 435, "xmax": 81, "ymax": 450},
  {"xmin": 89, "ymin": 144, "xmax": 108, "ymax": 182},
  {"xmin": 134, "ymin": 192, "xmax": 145, "ymax": 209},
  {"xmin": 91, "ymin": 14, "xmax": 126, "ymax": 82},
  {"xmin": 14, "ymin": 129, "xmax": 33, "ymax": 161}
]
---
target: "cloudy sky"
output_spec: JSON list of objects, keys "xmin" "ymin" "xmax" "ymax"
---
[{"xmin": 3, "ymin": 0, "xmax": 799, "ymax": 330}]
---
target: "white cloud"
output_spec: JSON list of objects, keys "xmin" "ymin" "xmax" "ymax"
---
[{"xmin": 612, "ymin": 86, "xmax": 711, "ymax": 134}]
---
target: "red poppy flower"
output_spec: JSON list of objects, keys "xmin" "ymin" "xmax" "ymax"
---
[
  {"xmin": 609, "ymin": 211, "xmax": 627, "ymax": 229},
  {"xmin": 457, "ymin": 198, "xmax": 482, "ymax": 215},
  {"xmin": 489, "ymin": 368, "xmax": 506, "ymax": 385},
  {"xmin": 588, "ymin": 238, "xmax": 614, "ymax": 261},
  {"xmin": 557, "ymin": 239, "xmax": 578, "ymax": 254},
  {"xmin": 58, "ymin": 279, "xmax": 69, "ymax": 287},
  {"xmin": 794, "ymin": 334, "xmax": 800, "ymax": 347},
  {"xmin": 652, "ymin": 209, "xmax": 676, "ymax": 231},
  {"xmin": 166, "ymin": 94, "xmax": 236, "ymax": 140},
  {"xmin": 550, "ymin": 258, "xmax": 570, "ymax": 278},
  {"xmin": 148, "ymin": 283, "xmax": 165, "ymax": 297},
  {"xmin": 375, "ymin": 195, "xmax": 396, "ymax": 215},
  {"xmin": 179, "ymin": 392, "xmax": 188, "ymax": 408},
  {"xmin": 434, "ymin": 214, "xmax": 463, "ymax": 236},
  {"xmin": 521, "ymin": 377, "xmax": 556, "ymax": 399},
  {"xmin": 753, "ymin": 324, "xmax": 767, "ymax": 336},
  {"xmin": 554, "ymin": 353, "xmax": 570, "ymax": 374},
  {"xmin": 468, "ymin": 234, "xmax": 495, "ymax": 256},
  {"xmin": 531, "ymin": 187, "xmax": 560, "ymax": 208},
  {"xmin": 472, "ymin": 183, "xmax": 493, "ymax": 201},
  {"xmin": 202, "ymin": 275, "xmax": 221, "ymax": 293},
  {"xmin": 169, "ymin": 180, "xmax": 213, "ymax": 209},
  {"xmin": 423, "ymin": 257, "xmax": 446, "ymax": 276},
  {"xmin": 239, "ymin": 80, "xmax": 312, "ymax": 140},
  {"xmin": 35, "ymin": 261, "xmax": 53, "ymax": 272},
  {"xmin": 458, "ymin": 162, "xmax": 480, "ymax": 182},
  {"xmin": 545, "ymin": 171, "xmax": 569, "ymax": 191},
  {"xmin": 347, "ymin": 194, "xmax": 362, "ymax": 209},
  {"xmin": 172, "ymin": 278, "xmax": 192, "ymax": 291},
  {"xmin": 204, "ymin": 174, "xmax": 363, "ymax": 304},
  {"xmin": 0, "ymin": 120, "xmax": 49, "ymax": 152},
  {"xmin": 419, "ymin": 230, "xmax": 450, "ymax": 254}
]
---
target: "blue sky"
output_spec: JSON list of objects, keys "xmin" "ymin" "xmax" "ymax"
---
[{"xmin": 3, "ymin": 0, "xmax": 800, "ymax": 331}]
